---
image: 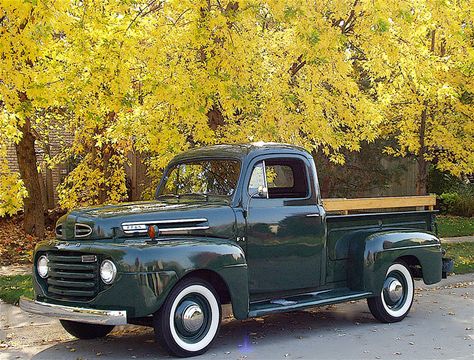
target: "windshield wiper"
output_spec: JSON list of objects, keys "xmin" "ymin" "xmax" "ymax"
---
[
  {"xmin": 157, "ymin": 194, "xmax": 180, "ymax": 199},
  {"xmin": 179, "ymin": 193, "xmax": 209, "ymax": 201}
]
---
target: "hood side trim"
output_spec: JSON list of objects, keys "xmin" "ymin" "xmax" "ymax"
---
[{"xmin": 122, "ymin": 218, "xmax": 208, "ymax": 234}]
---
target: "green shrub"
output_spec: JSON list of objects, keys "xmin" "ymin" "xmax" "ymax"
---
[{"xmin": 439, "ymin": 186, "xmax": 474, "ymax": 217}]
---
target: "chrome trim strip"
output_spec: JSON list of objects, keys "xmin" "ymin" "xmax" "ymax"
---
[
  {"xmin": 262, "ymin": 160, "xmax": 269, "ymax": 199},
  {"xmin": 159, "ymin": 226, "xmax": 210, "ymax": 233},
  {"xmin": 122, "ymin": 218, "xmax": 208, "ymax": 226},
  {"xmin": 122, "ymin": 218, "xmax": 209, "ymax": 234},
  {"xmin": 306, "ymin": 213, "xmax": 321, "ymax": 217},
  {"xmin": 123, "ymin": 226, "xmax": 210, "ymax": 234},
  {"xmin": 19, "ymin": 297, "xmax": 127, "ymax": 325},
  {"xmin": 383, "ymin": 244, "xmax": 441, "ymax": 251}
]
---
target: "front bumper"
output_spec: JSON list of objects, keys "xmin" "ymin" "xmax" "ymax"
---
[{"xmin": 19, "ymin": 297, "xmax": 127, "ymax": 325}]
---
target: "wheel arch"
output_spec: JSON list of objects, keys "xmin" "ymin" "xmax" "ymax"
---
[
  {"xmin": 395, "ymin": 255, "xmax": 422, "ymax": 279},
  {"xmin": 162, "ymin": 267, "xmax": 249, "ymax": 321},
  {"xmin": 180, "ymin": 269, "xmax": 232, "ymax": 305}
]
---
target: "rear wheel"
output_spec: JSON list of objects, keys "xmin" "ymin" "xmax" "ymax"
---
[
  {"xmin": 367, "ymin": 262, "xmax": 414, "ymax": 323},
  {"xmin": 154, "ymin": 277, "xmax": 221, "ymax": 357},
  {"xmin": 60, "ymin": 320, "xmax": 114, "ymax": 339}
]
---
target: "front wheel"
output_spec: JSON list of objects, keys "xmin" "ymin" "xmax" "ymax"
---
[
  {"xmin": 367, "ymin": 262, "xmax": 414, "ymax": 323},
  {"xmin": 154, "ymin": 277, "xmax": 221, "ymax": 357},
  {"xmin": 60, "ymin": 320, "xmax": 114, "ymax": 339}
]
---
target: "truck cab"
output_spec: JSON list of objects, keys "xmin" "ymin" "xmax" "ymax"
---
[{"xmin": 21, "ymin": 143, "xmax": 453, "ymax": 357}]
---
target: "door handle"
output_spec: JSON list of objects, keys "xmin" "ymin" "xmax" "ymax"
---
[{"xmin": 306, "ymin": 213, "xmax": 321, "ymax": 218}]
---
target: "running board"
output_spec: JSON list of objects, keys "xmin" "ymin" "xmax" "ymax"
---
[{"xmin": 248, "ymin": 289, "xmax": 372, "ymax": 318}]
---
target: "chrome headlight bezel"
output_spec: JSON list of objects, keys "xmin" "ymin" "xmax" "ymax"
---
[
  {"xmin": 37, "ymin": 255, "xmax": 49, "ymax": 278},
  {"xmin": 100, "ymin": 260, "xmax": 117, "ymax": 285}
]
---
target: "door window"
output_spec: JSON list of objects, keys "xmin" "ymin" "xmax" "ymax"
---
[{"xmin": 248, "ymin": 158, "xmax": 309, "ymax": 199}]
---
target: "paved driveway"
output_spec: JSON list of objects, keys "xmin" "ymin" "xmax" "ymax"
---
[{"xmin": 1, "ymin": 274, "xmax": 473, "ymax": 360}]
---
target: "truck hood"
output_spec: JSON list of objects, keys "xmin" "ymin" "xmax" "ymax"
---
[{"xmin": 55, "ymin": 200, "xmax": 237, "ymax": 241}]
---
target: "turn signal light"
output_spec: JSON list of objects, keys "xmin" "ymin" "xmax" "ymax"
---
[{"xmin": 148, "ymin": 225, "xmax": 160, "ymax": 240}]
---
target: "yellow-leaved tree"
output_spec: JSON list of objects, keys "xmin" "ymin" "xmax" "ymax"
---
[
  {"xmin": 0, "ymin": 1, "xmax": 70, "ymax": 236},
  {"xmin": 57, "ymin": 0, "xmax": 388, "ymax": 207},
  {"xmin": 353, "ymin": 0, "xmax": 474, "ymax": 194},
  {"xmin": 54, "ymin": 0, "xmax": 154, "ymax": 209},
  {"xmin": 1, "ymin": 0, "xmax": 472, "ymax": 235}
]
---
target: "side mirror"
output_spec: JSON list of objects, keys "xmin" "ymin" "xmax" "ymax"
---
[{"xmin": 256, "ymin": 185, "xmax": 268, "ymax": 198}]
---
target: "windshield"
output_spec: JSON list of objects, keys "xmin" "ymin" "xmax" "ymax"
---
[{"xmin": 158, "ymin": 159, "xmax": 241, "ymax": 198}]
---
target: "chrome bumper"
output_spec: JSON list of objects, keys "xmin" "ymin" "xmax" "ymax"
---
[{"xmin": 19, "ymin": 297, "xmax": 127, "ymax": 325}]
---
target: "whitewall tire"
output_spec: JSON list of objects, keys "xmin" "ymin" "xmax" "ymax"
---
[
  {"xmin": 154, "ymin": 277, "xmax": 221, "ymax": 357},
  {"xmin": 367, "ymin": 261, "xmax": 414, "ymax": 323}
]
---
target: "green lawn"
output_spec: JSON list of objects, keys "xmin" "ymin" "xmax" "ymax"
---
[
  {"xmin": 0, "ymin": 275, "xmax": 33, "ymax": 305},
  {"xmin": 437, "ymin": 216, "xmax": 474, "ymax": 237},
  {"xmin": 443, "ymin": 242, "xmax": 474, "ymax": 274}
]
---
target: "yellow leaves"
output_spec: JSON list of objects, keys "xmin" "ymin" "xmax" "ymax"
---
[
  {"xmin": 0, "ymin": 0, "xmax": 472, "ymax": 212},
  {"xmin": 0, "ymin": 111, "xmax": 22, "ymax": 144},
  {"xmin": 0, "ymin": 169, "xmax": 27, "ymax": 217},
  {"xmin": 0, "ymin": 143, "xmax": 27, "ymax": 216}
]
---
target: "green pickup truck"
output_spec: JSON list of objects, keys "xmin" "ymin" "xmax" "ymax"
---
[{"xmin": 21, "ymin": 143, "xmax": 453, "ymax": 357}]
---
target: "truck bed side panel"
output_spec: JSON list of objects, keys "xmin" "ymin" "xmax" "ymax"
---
[{"xmin": 325, "ymin": 211, "xmax": 436, "ymax": 285}]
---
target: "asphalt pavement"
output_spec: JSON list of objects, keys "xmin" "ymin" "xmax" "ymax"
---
[{"xmin": 1, "ymin": 274, "xmax": 473, "ymax": 360}]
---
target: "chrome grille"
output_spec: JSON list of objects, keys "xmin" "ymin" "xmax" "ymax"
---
[{"xmin": 45, "ymin": 251, "xmax": 99, "ymax": 301}]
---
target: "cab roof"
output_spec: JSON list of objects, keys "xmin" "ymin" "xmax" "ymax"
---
[{"xmin": 170, "ymin": 142, "xmax": 311, "ymax": 164}]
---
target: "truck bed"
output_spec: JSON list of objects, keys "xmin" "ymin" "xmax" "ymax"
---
[{"xmin": 325, "ymin": 210, "xmax": 436, "ymax": 284}]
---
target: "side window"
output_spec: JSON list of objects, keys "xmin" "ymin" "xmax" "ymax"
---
[
  {"xmin": 247, "ymin": 158, "xmax": 309, "ymax": 199},
  {"xmin": 248, "ymin": 162, "xmax": 266, "ymax": 197},
  {"xmin": 266, "ymin": 158, "xmax": 308, "ymax": 199}
]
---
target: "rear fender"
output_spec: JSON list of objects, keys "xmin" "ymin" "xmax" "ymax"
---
[{"xmin": 348, "ymin": 231, "xmax": 442, "ymax": 294}]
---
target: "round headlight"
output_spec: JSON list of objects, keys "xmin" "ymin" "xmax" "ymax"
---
[
  {"xmin": 37, "ymin": 255, "xmax": 49, "ymax": 278},
  {"xmin": 100, "ymin": 260, "xmax": 117, "ymax": 284}
]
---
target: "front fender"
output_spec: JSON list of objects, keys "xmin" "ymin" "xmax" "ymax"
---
[
  {"xmin": 348, "ymin": 231, "xmax": 442, "ymax": 294},
  {"xmin": 33, "ymin": 238, "xmax": 249, "ymax": 319},
  {"xmin": 119, "ymin": 237, "xmax": 249, "ymax": 319}
]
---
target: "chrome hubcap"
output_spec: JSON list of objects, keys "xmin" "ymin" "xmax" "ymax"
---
[
  {"xmin": 181, "ymin": 302, "xmax": 204, "ymax": 333},
  {"xmin": 384, "ymin": 277, "xmax": 403, "ymax": 304}
]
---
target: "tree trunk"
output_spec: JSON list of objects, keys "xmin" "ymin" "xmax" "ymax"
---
[
  {"xmin": 15, "ymin": 116, "xmax": 45, "ymax": 238},
  {"xmin": 44, "ymin": 138, "xmax": 55, "ymax": 209},
  {"xmin": 415, "ymin": 107, "xmax": 428, "ymax": 195},
  {"xmin": 414, "ymin": 30, "xmax": 438, "ymax": 196},
  {"xmin": 416, "ymin": 157, "xmax": 428, "ymax": 195}
]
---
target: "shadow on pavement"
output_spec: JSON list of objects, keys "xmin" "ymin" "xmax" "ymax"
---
[{"xmin": 31, "ymin": 303, "xmax": 375, "ymax": 359}]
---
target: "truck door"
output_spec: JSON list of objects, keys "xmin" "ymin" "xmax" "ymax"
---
[{"xmin": 244, "ymin": 155, "xmax": 326, "ymax": 297}]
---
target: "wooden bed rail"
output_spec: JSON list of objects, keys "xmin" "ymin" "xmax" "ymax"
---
[{"xmin": 322, "ymin": 195, "xmax": 436, "ymax": 214}]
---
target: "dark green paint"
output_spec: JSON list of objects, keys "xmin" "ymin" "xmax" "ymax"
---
[
  {"xmin": 34, "ymin": 238, "xmax": 248, "ymax": 319},
  {"xmin": 31, "ymin": 143, "xmax": 445, "ymax": 322}
]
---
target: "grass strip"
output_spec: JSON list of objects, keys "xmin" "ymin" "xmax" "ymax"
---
[
  {"xmin": 443, "ymin": 242, "xmax": 474, "ymax": 274},
  {"xmin": 0, "ymin": 275, "xmax": 33, "ymax": 305},
  {"xmin": 437, "ymin": 216, "xmax": 474, "ymax": 237}
]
